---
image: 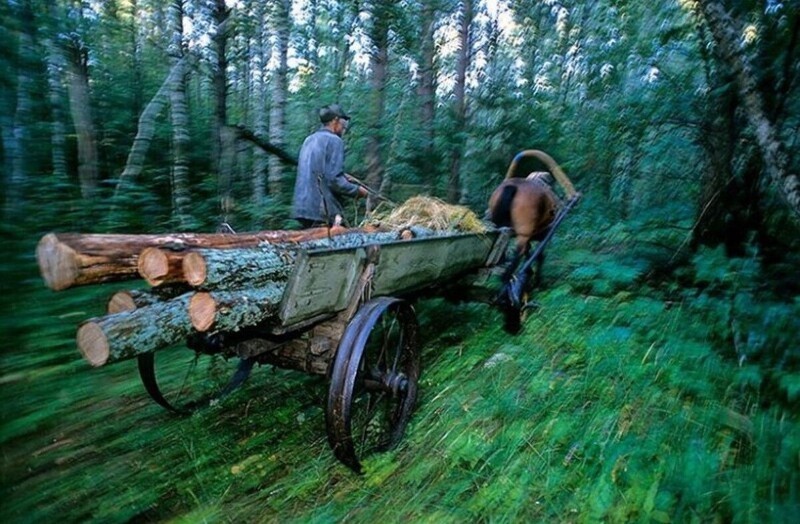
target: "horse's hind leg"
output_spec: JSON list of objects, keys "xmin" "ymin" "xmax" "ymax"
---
[
  {"xmin": 532, "ymin": 250, "xmax": 545, "ymax": 289},
  {"xmin": 501, "ymin": 248, "xmax": 522, "ymax": 284}
]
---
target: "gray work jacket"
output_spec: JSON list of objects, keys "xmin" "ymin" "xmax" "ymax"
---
[{"xmin": 291, "ymin": 128, "xmax": 360, "ymax": 224}]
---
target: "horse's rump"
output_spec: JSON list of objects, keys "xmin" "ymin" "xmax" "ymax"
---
[{"xmin": 490, "ymin": 184, "xmax": 517, "ymax": 228}]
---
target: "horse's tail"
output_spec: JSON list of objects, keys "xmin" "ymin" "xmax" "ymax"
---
[
  {"xmin": 505, "ymin": 149, "xmax": 577, "ymax": 199},
  {"xmin": 491, "ymin": 185, "xmax": 517, "ymax": 228}
]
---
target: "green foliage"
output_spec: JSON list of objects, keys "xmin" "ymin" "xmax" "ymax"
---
[{"xmin": 2, "ymin": 229, "xmax": 800, "ymax": 522}]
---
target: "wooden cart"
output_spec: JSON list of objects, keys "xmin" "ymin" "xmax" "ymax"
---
[{"xmin": 140, "ymin": 230, "xmax": 512, "ymax": 473}]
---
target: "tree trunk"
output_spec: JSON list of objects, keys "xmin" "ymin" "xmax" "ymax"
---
[
  {"xmin": 417, "ymin": 1, "xmax": 437, "ymax": 162},
  {"xmin": 448, "ymin": 0, "xmax": 472, "ymax": 204},
  {"xmin": 130, "ymin": 0, "xmax": 144, "ymax": 120},
  {"xmin": 169, "ymin": 0, "xmax": 192, "ymax": 228},
  {"xmin": 6, "ymin": 0, "xmax": 36, "ymax": 214},
  {"xmin": 46, "ymin": 31, "xmax": 68, "ymax": 186},
  {"xmin": 268, "ymin": 0, "xmax": 291, "ymax": 199},
  {"xmin": 692, "ymin": 75, "xmax": 743, "ymax": 253},
  {"xmin": 65, "ymin": 33, "xmax": 99, "ymax": 200},
  {"xmin": 77, "ymin": 294, "xmax": 193, "ymax": 367},
  {"xmin": 252, "ymin": 0, "xmax": 269, "ymax": 209},
  {"xmin": 334, "ymin": 0, "xmax": 359, "ymax": 95},
  {"xmin": 212, "ymin": 0, "xmax": 232, "ymax": 217},
  {"xmin": 218, "ymin": 125, "xmax": 237, "ymax": 221},
  {"xmin": 698, "ymin": 0, "xmax": 800, "ymax": 220},
  {"xmin": 364, "ymin": 0, "xmax": 390, "ymax": 211},
  {"xmin": 115, "ymin": 56, "xmax": 189, "ymax": 195},
  {"xmin": 188, "ymin": 284, "xmax": 285, "ymax": 332}
]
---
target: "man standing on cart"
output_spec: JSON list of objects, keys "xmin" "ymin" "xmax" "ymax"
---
[{"xmin": 292, "ymin": 104, "xmax": 368, "ymax": 228}]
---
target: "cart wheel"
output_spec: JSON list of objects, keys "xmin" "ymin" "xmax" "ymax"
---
[
  {"xmin": 326, "ymin": 297, "xmax": 420, "ymax": 473},
  {"xmin": 137, "ymin": 347, "xmax": 253, "ymax": 415}
]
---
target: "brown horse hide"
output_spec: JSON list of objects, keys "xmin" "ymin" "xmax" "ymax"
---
[{"xmin": 487, "ymin": 175, "xmax": 558, "ymax": 254}]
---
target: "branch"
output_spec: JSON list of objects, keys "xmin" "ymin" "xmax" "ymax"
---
[{"xmin": 229, "ymin": 124, "xmax": 297, "ymax": 166}]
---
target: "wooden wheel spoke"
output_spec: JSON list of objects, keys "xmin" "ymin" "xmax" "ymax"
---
[
  {"xmin": 377, "ymin": 313, "xmax": 398, "ymax": 368},
  {"xmin": 391, "ymin": 328, "xmax": 404, "ymax": 373},
  {"xmin": 354, "ymin": 391, "xmax": 388, "ymax": 451}
]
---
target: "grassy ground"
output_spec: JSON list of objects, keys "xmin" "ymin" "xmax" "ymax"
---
[{"xmin": 1, "ymin": 232, "xmax": 798, "ymax": 523}]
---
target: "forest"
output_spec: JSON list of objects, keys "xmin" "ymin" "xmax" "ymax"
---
[{"xmin": 1, "ymin": 0, "xmax": 799, "ymax": 522}]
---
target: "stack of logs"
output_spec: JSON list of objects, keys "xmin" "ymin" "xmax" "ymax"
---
[{"xmin": 35, "ymin": 226, "xmax": 411, "ymax": 368}]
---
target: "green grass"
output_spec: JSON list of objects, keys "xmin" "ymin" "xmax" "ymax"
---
[{"xmin": 1, "ymin": 234, "xmax": 798, "ymax": 523}]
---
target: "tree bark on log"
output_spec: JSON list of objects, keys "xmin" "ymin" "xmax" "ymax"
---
[
  {"xmin": 37, "ymin": 227, "xmax": 371, "ymax": 290},
  {"xmin": 183, "ymin": 247, "xmax": 297, "ymax": 289},
  {"xmin": 107, "ymin": 286, "xmax": 188, "ymax": 314},
  {"xmin": 77, "ymin": 294, "xmax": 193, "ymax": 367},
  {"xmin": 188, "ymin": 284, "xmax": 286, "ymax": 333}
]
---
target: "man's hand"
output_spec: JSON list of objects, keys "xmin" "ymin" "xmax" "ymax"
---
[{"xmin": 357, "ymin": 185, "xmax": 369, "ymax": 198}]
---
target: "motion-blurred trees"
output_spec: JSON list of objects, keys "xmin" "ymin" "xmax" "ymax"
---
[
  {"xmin": 693, "ymin": 0, "xmax": 800, "ymax": 257},
  {"xmin": 0, "ymin": 0, "xmax": 796, "ymax": 249}
]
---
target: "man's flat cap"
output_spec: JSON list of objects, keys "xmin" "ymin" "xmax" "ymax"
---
[{"xmin": 320, "ymin": 104, "xmax": 350, "ymax": 123}]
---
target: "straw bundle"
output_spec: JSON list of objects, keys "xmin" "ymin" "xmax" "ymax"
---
[{"xmin": 366, "ymin": 196, "xmax": 487, "ymax": 233}]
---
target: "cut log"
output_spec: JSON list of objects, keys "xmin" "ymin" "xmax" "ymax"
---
[
  {"xmin": 183, "ymin": 247, "xmax": 298, "ymax": 289},
  {"xmin": 188, "ymin": 284, "xmax": 286, "ymax": 333},
  {"xmin": 138, "ymin": 247, "xmax": 187, "ymax": 286},
  {"xmin": 36, "ymin": 227, "xmax": 375, "ymax": 291},
  {"xmin": 107, "ymin": 289, "xmax": 159, "ymax": 313},
  {"xmin": 37, "ymin": 233, "xmax": 141, "ymax": 291},
  {"xmin": 106, "ymin": 285, "xmax": 189, "ymax": 313},
  {"xmin": 77, "ymin": 294, "xmax": 193, "ymax": 367}
]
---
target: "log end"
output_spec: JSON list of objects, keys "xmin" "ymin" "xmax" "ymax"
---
[
  {"xmin": 107, "ymin": 291, "xmax": 137, "ymax": 314},
  {"xmin": 183, "ymin": 251, "xmax": 207, "ymax": 287},
  {"xmin": 189, "ymin": 292, "xmax": 216, "ymax": 332},
  {"xmin": 36, "ymin": 233, "xmax": 79, "ymax": 291},
  {"xmin": 138, "ymin": 247, "xmax": 169, "ymax": 286},
  {"xmin": 76, "ymin": 322, "xmax": 110, "ymax": 367}
]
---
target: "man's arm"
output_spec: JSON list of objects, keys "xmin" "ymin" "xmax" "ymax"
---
[{"xmin": 326, "ymin": 139, "xmax": 367, "ymax": 197}]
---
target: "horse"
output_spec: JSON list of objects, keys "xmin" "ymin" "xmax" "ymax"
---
[
  {"xmin": 486, "ymin": 150, "xmax": 579, "ymax": 333},
  {"xmin": 487, "ymin": 171, "xmax": 559, "ymax": 288}
]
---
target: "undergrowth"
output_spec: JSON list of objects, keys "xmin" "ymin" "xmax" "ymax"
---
[{"xmin": 1, "ymin": 231, "xmax": 798, "ymax": 523}]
